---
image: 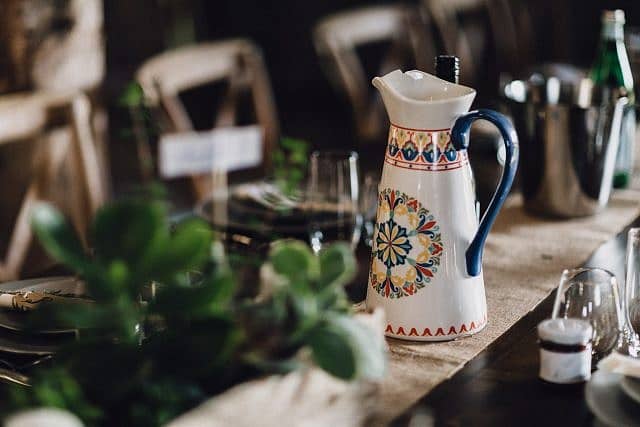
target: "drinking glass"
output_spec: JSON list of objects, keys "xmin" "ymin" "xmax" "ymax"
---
[
  {"xmin": 552, "ymin": 268, "xmax": 622, "ymax": 362},
  {"xmin": 623, "ymin": 228, "xmax": 640, "ymax": 355},
  {"xmin": 626, "ymin": 27, "xmax": 640, "ymax": 102},
  {"xmin": 307, "ymin": 150, "xmax": 362, "ymax": 253},
  {"xmin": 360, "ymin": 172, "xmax": 379, "ymax": 248}
]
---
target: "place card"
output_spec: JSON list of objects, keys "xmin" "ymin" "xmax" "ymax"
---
[{"xmin": 158, "ymin": 125, "xmax": 263, "ymax": 178}]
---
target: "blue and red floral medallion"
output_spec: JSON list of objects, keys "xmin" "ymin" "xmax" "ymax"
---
[
  {"xmin": 384, "ymin": 123, "xmax": 468, "ymax": 171},
  {"xmin": 369, "ymin": 188, "xmax": 443, "ymax": 299}
]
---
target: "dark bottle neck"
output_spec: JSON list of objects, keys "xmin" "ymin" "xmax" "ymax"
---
[{"xmin": 435, "ymin": 55, "xmax": 460, "ymax": 84}]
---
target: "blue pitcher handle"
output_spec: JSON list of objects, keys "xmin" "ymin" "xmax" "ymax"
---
[{"xmin": 450, "ymin": 109, "xmax": 519, "ymax": 277}]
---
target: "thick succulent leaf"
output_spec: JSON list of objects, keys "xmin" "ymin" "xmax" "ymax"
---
[
  {"xmin": 306, "ymin": 321, "xmax": 357, "ymax": 380},
  {"xmin": 318, "ymin": 243, "xmax": 357, "ymax": 289},
  {"xmin": 146, "ymin": 317, "xmax": 241, "ymax": 378},
  {"xmin": 269, "ymin": 240, "xmax": 318, "ymax": 284},
  {"xmin": 152, "ymin": 273, "xmax": 234, "ymax": 322},
  {"xmin": 307, "ymin": 315, "xmax": 385, "ymax": 381},
  {"xmin": 90, "ymin": 200, "xmax": 169, "ymax": 268},
  {"xmin": 327, "ymin": 315, "xmax": 386, "ymax": 380},
  {"xmin": 31, "ymin": 203, "xmax": 90, "ymax": 273},
  {"xmin": 198, "ymin": 267, "xmax": 235, "ymax": 307},
  {"xmin": 154, "ymin": 219, "xmax": 212, "ymax": 278}
]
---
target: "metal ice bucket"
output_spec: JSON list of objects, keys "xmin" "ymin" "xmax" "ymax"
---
[{"xmin": 503, "ymin": 67, "xmax": 629, "ymax": 217}]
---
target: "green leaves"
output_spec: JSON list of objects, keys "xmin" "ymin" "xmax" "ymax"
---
[
  {"xmin": 91, "ymin": 200, "xmax": 168, "ymax": 270},
  {"xmin": 10, "ymin": 367, "xmax": 103, "ymax": 425},
  {"xmin": 307, "ymin": 315, "xmax": 386, "ymax": 381},
  {"xmin": 272, "ymin": 137, "xmax": 310, "ymax": 196},
  {"xmin": 318, "ymin": 243, "xmax": 357, "ymax": 289},
  {"xmin": 118, "ymin": 82, "xmax": 145, "ymax": 108},
  {"xmin": 152, "ymin": 219, "xmax": 212, "ymax": 280},
  {"xmin": 269, "ymin": 240, "xmax": 319, "ymax": 285},
  {"xmin": 31, "ymin": 203, "xmax": 90, "ymax": 274},
  {"xmin": 21, "ymin": 194, "xmax": 387, "ymax": 425},
  {"xmin": 263, "ymin": 239, "xmax": 385, "ymax": 381},
  {"xmin": 306, "ymin": 322, "xmax": 357, "ymax": 380}
]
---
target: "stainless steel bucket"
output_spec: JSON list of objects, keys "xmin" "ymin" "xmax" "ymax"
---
[{"xmin": 503, "ymin": 67, "xmax": 629, "ymax": 217}]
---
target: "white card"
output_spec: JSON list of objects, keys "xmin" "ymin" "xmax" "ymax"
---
[{"xmin": 159, "ymin": 125, "xmax": 263, "ymax": 178}]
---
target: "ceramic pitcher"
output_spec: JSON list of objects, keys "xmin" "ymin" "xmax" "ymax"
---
[{"xmin": 366, "ymin": 70, "xmax": 519, "ymax": 341}]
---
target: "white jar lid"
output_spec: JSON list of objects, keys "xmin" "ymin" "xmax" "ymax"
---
[{"xmin": 537, "ymin": 318, "xmax": 593, "ymax": 345}]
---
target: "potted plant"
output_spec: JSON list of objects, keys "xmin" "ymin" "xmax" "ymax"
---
[{"xmin": 4, "ymin": 192, "xmax": 385, "ymax": 426}]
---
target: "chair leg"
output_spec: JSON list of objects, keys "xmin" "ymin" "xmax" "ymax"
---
[
  {"xmin": 70, "ymin": 94, "xmax": 105, "ymax": 217},
  {"xmin": 1, "ymin": 129, "xmax": 67, "ymax": 280},
  {"xmin": 3, "ymin": 184, "xmax": 38, "ymax": 281}
]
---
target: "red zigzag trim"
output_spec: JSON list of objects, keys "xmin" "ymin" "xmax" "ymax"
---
[{"xmin": 385, "ymin": 314, "xmax": 487, "ymax": 337}]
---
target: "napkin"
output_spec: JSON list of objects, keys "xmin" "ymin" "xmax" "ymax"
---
[
  {"xmin": 168, "ymin": 308, "xmax": 386, "ymax": 427},
  {"xmin": 233, "ymin": 182, "xmax": 300, "ymax": 210},
  {"xmin": 598, "ymin": 352, "xmax": 640, "ymax": 378},
  {"xmin": 0, "ymin": 291, "xmax": 91, "ymax": 312}
]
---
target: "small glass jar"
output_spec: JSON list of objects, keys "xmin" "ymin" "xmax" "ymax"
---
[{"xmin": 538, "ymin": 318, "xmax": 593, "ymax": 384}]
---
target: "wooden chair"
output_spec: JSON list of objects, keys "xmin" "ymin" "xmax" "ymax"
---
[
  {"xmin": 313, "ymin": 5, "xmax": 434, "ymax": 143},
  {"xmin": 421, "ymin": 0, "xmax": 534, "ymax": 93},
  {"xmin": 136, "ymin": 39, "xmax": 280, "ymax": 201},
  {"xmin": 0, "ymin": 90, "xmax": 106, "ymax": 280}
]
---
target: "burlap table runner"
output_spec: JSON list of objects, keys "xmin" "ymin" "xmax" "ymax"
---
[{"xmin": 373, "ymin": 188, "xmax": 640, "ymax": 424}]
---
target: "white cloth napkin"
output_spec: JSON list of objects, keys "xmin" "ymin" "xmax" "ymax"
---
[
  {"xmin": 168, "ymin": 308, "xmax": 387, "ymax": 427},
  {"xmin": 0, "ymin": 291, "xmax": 90, "ymax": 311},
  {"xmin": 233, "ymin": 182, "xmax": 300, "ymax": 210}
]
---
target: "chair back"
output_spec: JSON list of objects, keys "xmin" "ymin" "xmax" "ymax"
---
[
  {"xmin": 0, "ymin": 90, "xmax": 105, "ymax": 280},
  {"xmin": 422, "ymin": 0, "xmax": 533, "ymax": 95},
  {"xmin": 314, "ymin": 5, "xmax": 434, "ymax": 143},
  {"xmin": 136, "ymin": 39, "xmax": 279, "ymax": 200}
]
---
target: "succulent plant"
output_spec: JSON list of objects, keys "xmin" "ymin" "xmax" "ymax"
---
[{"xmin": 5, "ymin": 193, "xmax": 385, "ymax": 426}]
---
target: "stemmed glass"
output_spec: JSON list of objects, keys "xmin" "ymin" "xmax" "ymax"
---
[
  {"xmin": 620, "ymin": 228, "xmax": 640, "ymax": 356},
  {"xmin": 359, "ymin": 172, "xmax": 379, "ymax": 248},
  {"xmin": 306, "ymin": 150, "xmax": 362, "ymax": 253},
  {"xmin": 552, "ymin": 268, "xmax": 622, "ymax": 362}
]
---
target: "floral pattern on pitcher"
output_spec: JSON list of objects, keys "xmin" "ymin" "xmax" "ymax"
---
[
  {"xmin": 385, "ymin": 124, "xmax": 469, "ymax": 171},
  {"xmin": 369, "ymin": 188, "xmax": 443, "ymax": 299}
]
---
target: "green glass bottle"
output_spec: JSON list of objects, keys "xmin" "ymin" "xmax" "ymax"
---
[{"xmin": 590, "ymin": 9, "xmax": 636, "ymax": 188}]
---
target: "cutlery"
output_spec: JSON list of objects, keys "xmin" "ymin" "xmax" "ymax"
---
[{"xmin": 0, "ymin": 368, "xmax": 30, "ymax": 387}]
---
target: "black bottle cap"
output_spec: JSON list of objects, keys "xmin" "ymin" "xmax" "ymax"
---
[{"xmin": 435, "ymin": 55, "xmax": 460, "ymax": 84}]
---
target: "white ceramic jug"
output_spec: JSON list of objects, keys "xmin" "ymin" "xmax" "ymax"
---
[{"xmin": 366, "ymin": 70, "xmax": 519, "ymax": 341}]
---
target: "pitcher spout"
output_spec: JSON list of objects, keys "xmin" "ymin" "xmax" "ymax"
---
[{"xmin": 372, "ymin": 69, "xmax": 476, "ymax": 130}]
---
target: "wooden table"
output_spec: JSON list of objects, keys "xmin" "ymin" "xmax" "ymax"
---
[
  {"xmin": 1, "ymin": 205, "xmax": 634, "ymax": 426},
  {"xmin": 390, "ymin": 215, "xmax": 639, "ymax": 426}
]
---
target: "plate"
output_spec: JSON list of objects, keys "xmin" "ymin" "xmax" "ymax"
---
[
  {"xmin": 196, "ymin": 183, "xmax": 308, "ymax": 239},
  {"xmin": 0, "ymin": 276, "xmax": 86, "ymax": 334},
  {"xmin": 585, "ymin": 370, "xmax": 640, "ymax": 426},
  {"xmin": 621, "ymin": 376, "xmax": 640, "ymax": 405},
  {"xmin": 0, "ymin": 327, "xmax": 66, "ymax": 355},
  {"xmin": 196, "ymin": 182, "xmax": 366, "ymax": 241}
]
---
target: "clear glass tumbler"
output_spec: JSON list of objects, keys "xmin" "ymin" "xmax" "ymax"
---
[
  {"xmin": 622, "ymin": 228, "xmax": 640, "ymax": 356},
  {"xmin": 306, "ymin": 150, "xmax": 362, "ymax": 253},
  {"xmin": 552, "ymin": 268, "xmax": 622, "ymax": 362}
]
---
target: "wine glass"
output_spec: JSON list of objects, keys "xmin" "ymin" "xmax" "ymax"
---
[
  {"xmin": 552, "ymin": 268, "xmax": 622, "ymax": 362},
  {"xmin": 621, "ymin": 228, "xmax": 640, "ymax": 356},
  {"xmin": 306, "ymin": 150, "xmax": 362, "ymax": 253},
  {"xmin": 359, "ymin": 172, "xmax": 379, "ymax": 248}
]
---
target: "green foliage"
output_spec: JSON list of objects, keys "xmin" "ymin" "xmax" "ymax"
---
[
  {"xmin": 118, "ymin": 82, "xmax": 159, "ymax": 182},
  {"xmin": 272, "ymin": 137, "xmax": 310, "ymax": 197},
  {"xmin": 118, "ymin": 82, "xmax": 146, "ymax": 108},
  {"xmin": 31, "ymin": 205, "xmax": 91, "ymax": 275},
  {"xmin": 7, "ymin": 195, "xmax": 385, "ymax": 426},
  {"xmin": 10, "ymin": 367, "xmax": 102, "ymax": 425}
]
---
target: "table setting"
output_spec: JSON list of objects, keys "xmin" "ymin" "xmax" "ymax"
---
[{"xmin": 4, "ymin": 5, "xmax": 640, "ymax": 426}]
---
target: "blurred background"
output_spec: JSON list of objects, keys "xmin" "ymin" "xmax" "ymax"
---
[{"xmin": 0, "ymin": 0, "xmax": 638, "ymax": 278}]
